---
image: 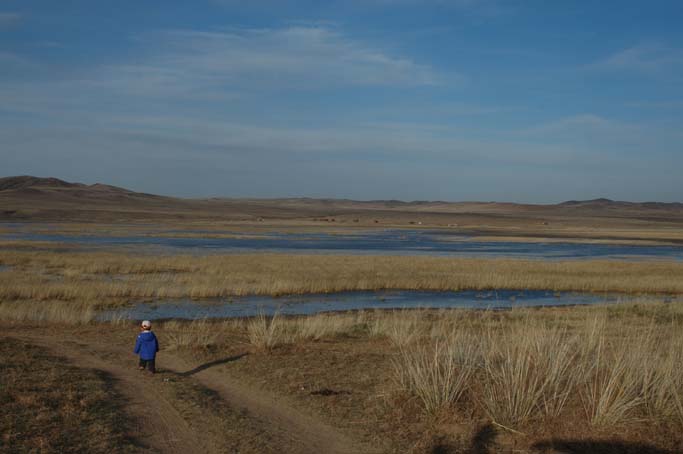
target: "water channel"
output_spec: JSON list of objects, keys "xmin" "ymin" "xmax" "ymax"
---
[
  {"xmin": 4, "ymin": 228, "xmax": 683, "ymax": 260},
  {"xmin": 97, "ymin": 289, "xmax": 660, "ymax": 321}
]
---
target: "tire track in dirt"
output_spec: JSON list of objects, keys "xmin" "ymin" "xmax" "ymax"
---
[
  {"xmin": 162, "ymin": 353, "xmax": 374, "ymax": 454},
  {"xmin": 9, "ymin": 332, "xmax": 377, "ymax": 454},
  {"xmin": 7, "ymin": 334, "xmax": 203, "ymax": 454}
]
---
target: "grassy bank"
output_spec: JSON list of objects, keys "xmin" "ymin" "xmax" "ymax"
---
[{"xmin": 0, "ymin": 249, "xmax": 682, "ymax": 321}]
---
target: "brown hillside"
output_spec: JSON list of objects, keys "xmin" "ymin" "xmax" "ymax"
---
[{"xmin": 0, "ymin": 176, "xmax": 682, "ymax": 245}]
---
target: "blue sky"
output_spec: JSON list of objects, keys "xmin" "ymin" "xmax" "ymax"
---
[{"xmin": 1, "ymin": 1, "xmax": 682, "ymax": 202}]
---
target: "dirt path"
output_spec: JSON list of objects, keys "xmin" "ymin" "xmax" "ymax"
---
[
  {"xmin": 7, "ymin": 334, "xmax": 203, "ymax": 454},
  {"xmin": 8, "ymin": 331, "xmax": 375, "ymax": 454},
  {"xmin": 161, "ymin": 353, "xmax": 369, "ymax": 454}
]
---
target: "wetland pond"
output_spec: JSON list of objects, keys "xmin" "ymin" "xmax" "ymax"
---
[
  {"xmin": 97, "ymin": 289, "xmax": 662, "ymax": 321},
  {"xmin": 5, "ymin": 228, "xmax": 683, "ymax": 260}
]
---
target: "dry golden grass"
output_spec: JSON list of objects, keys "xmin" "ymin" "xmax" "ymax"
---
[
  {"xmin": 3, "ymin": 300, "xmax": 682, "ymax": 452},
  {"xmin": 1, "ymin": 249, "xmax": 682, "ymax": 320},
  {"xmin": 216, "ymin": 302, "xmax": 683, "ymax": 432},
  {"xmin": 386, "ymin": 306, "xmax": 683, "ymax": 431},
  {"xmin": 0, "ymin": 300, "xmax": 96, "ymax": 323},
  {"xmin": 247, "ymin": 311, "xmax": 284, "ymax": 351},
  {"xmin": 161, "ymin": 318, "xmax": 222, "ymax": 349},
  {"xmin": 134, "ymin": 298, "xmax": 683, "ymax": 433},
  {"xmin": 393, "ymin": 333, "xmax": 478, "ymax": 415}
]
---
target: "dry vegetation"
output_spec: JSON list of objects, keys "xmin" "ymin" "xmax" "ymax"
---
[
  {"xmin": 1, "ymin": 248, "xmax": 683, "ymax": 323},
  {"xmin": 2, "ymin": 235, "xmax": 683, "ymax": 451},
  {"xmin": 140, "ymin": 302, "xmax": 683, "ymax": 453},
  {"xmin": 0, "ymin": 338, "xmax": 144, "ymax": 454},
  {"xmin": 3, "ymin": 302, "xmax": 683, "ymax": 452}
]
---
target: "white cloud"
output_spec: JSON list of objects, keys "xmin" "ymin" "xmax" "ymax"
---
[
  {"xmin": 86, "ymin": 26, "xmax": 442, "ymax": 99},
  {"xmin": 0, "ymin": 51, "xmax": 40, "ymax": 76},
  {"xmin": 522, "ymin": 114, "xmax": 616, "ymax": 136},
  {"xmin": 0, "ymin": 12, "xmax": 21, "ymax": 27},
  {"xmin": 592, "ymin": 43, "xmax": 683, "ymax": 74}
]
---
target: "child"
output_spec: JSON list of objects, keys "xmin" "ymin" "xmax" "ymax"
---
[{"xmin": 134, "ymin": 320, "xmax": 159, "ymax": 374}]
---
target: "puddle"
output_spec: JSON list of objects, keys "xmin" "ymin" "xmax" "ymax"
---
[
  {"xmin": 97, "ymin": 289, "xmax": 651, "ymax": 321},
  {"xmin": 0, "ymin": 265, "xmax": 9, "ymax": 272}
]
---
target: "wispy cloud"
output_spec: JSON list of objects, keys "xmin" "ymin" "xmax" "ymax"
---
[
  {"xmin": 625, "ymin": 100, "xmax": 683, "ymax": 109},
  {"xmin": 522, "ymin": 114, "xmax": 616, "ymax": 135},
  {"xmin": 86, "ymin": 26, "xmax": 443, "ymax": 99},
  {"xmin": 0, "ymin": 12, "xmax": 21, "ymax": 27},
  {"xmin": 0, "ymin": 25, "xmax": 448, "ymax": 117},
  {"xmin": 0, "ymin": 51, "xmax": 40, "ymax": 77},
  {"xmin": 365, "ymin": 0, "xmax": 510, "ymax": 15},
  {"xmin": 591, "ymin": 42, "xmax": 683, "ymax": 74},
  {"xmin": 517, "ymin": 113, "xmax": 682, "ymax": 163}
]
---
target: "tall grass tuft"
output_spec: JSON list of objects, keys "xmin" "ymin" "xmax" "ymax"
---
[
  {"xmin": 582, "ymin": 335, "xmax": 644, "ymax": 427},
  {"xmin": 393, "ymin": 332, "xmax": 479, "ymax": 414},
  {"xmin": 481, "ymin": 325, "xmax": 545, "ymax": 426},
  {"xmin": 247, "ymin": 311, "xmax": 283, "ymax": 350},
  {"xmin": 472, "ymin": 320, "xmax": 579, "ymax": 427}
]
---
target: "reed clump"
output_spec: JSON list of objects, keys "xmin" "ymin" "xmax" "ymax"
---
[
  {"xmin": 247, "ymin": 312, "xmax": 283, "ymax": 351},
  {"xmin": 479, "ymin": 322, "xmax": 578, "ymax": 426},
  {"xmin": 386, "ymin": 305, "xmax": 683, "ymax": 431},
  {"xmin": 394, "ymin": 333, "xmax": 479, "ymax": 414}
]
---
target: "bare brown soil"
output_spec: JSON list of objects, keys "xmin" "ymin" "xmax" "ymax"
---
[{"xmin": 2, "ymin": 325, "xmax": 377, "ymax": 454}]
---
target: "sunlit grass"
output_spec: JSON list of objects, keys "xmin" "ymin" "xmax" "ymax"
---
[{"xmin": 1, "ymin": 250, "xmax": 682, "ymax": 316}]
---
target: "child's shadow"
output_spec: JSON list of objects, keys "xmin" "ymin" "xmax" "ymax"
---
[{"xmin": 176, "ymin": 353, "xmax": 248, "ymax": 377}]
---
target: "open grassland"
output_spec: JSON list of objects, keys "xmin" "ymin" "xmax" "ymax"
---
[
  {"xmin": 0, "ymin": 338, "xmax": 144, "ymax": 454},
  {"xmin": 1, "ymin": 249, "xmax": 683, "ymax": 322},
  {"xmin": 4, "ymin": 302, "xmax": 682, "ymax": 453},
  {"xmin": 161, "ymin": 303, "xmax": 683, "ymax": 452}
]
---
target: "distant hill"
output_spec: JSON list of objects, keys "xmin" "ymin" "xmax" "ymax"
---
[
  {"xmin": 0, "ymin": 176, "xmax": 80, "ymax": 191},
  {"xmin": 0, "ymin": 176, "xmax": 681, "ymax": 229},
  {"xmin": 0, "ymin": 176, "xmax": 163, "ymax": 198},
  {"xmin": 559, "ymin": 197, "xmax": 683, "ymax": 210},
  {"xmin": 2, "ymin": 176, "xmax": 681, "ymax": 209}
]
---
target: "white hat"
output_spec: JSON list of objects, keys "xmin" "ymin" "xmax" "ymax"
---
[{"xmin": 141, "ymin": 320, "xmax": 152, "ymax": 328}]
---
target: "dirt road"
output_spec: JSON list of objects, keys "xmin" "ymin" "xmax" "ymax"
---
[{"xmin": 8, "ymin": 331, "xmax": 375, "ymax": 454}]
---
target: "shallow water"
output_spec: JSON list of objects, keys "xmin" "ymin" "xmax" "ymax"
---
[
  {"xmin": 4, "ymin": 228, "xmax": 683, "ymax": 260},
  {"xmin": 97, "ymin": 289, "xmax": 647, "ymax": 321}
]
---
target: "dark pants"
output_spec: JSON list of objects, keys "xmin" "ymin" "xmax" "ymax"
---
[{"xmin": 138, "ymin": 358, "xmax": 156, "ymax": 373}]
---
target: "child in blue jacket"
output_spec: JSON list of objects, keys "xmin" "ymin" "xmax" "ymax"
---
[{"xmin": 134, "ymin": 320, "xmax": 159, "ymax": 373}]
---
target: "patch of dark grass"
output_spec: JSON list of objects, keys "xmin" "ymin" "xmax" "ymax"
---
[{"xmin": 0, "ymin": 337, "xmax": 150, "ymax": 454}]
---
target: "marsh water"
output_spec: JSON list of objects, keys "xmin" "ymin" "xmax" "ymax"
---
[
  {"xmin": 97, "ymin": 289, "xmax": 652, "ymax": 320},
  {"xmin": 4, "ymin": 227, "xmax": 683, "ymax": 260}
]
